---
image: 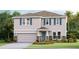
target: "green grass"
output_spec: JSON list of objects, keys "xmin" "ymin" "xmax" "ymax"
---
[
  {"xmin": 28, "ymin": 40, "xmax": 79, "ymax": 48},
  {"xmin": 0, "ymin": 40, "xmax": 8, "ymax": 46}
]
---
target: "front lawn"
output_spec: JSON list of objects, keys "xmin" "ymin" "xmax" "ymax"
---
[
  {"xmin": 28, "ymin": 40, "xmax": 79, "ymax": 48},
  {"xmin": 0, "ymin": 40, "xmax": 8, "ymax": 46}
]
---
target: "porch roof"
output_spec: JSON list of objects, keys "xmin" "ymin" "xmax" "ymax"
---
[{"xmin": 37, "ymin": 27, "xmax": 49, "ymax": 31}]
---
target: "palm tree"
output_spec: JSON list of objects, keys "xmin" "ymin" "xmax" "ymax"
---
[{"xmin": 65, "ymin": 11, "xmax": 73, "ymax": 31}]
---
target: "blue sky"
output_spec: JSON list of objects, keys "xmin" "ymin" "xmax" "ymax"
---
[
  {"xmin": 0, "ymin": 0, "xmax": 79, "ymax": 15},
  {"xmin": 0, "ymin": 10, "xmax": 66, "ymax": 15},
  {"xmin": 11, "ymin": 10, "xmax": 66, "ymax": 15}
]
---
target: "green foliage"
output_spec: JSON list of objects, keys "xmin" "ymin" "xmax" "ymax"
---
[
  {"xmin": 0, "ymin": 10, "xmax": 21, "ymax": 42},
  {"xmin": 12, "ymin": 11, "xmax": 20, "ymax": 16},
  {"xmin": 66, "ymin": 11, "xmax": 79, "ymax": 39}
]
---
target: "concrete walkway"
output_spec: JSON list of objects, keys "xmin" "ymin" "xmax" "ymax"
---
[{"xmin": 0, "ymin": 43, "xmax": 32, "ymax": 49}]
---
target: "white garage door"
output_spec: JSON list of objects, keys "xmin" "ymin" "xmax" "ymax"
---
[{"xmin": 17, "ymin": 33, "xmax": 36, "ymax": 43}]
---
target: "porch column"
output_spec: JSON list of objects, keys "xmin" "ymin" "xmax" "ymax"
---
[
  {"xmin": 37, "ymin": 32, "xmax": 40, "ymax": 42},
  {"xmin": 46, "ymin": 31, "xmax": 49, "ymax": 41}
]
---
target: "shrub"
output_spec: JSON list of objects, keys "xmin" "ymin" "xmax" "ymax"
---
[
  {"xmin": 61, "ymin": 39, "xmax": 68, "ymax": 43},
  {"xmin": 67, "ymin": 31, "xmax": 77, "ymax": 42},
  {"xmin": 67, "ymin": 31, "xmax": 77, "ymax": 39}
]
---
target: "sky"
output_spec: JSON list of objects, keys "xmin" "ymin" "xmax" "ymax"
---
[{"xmin": 0, "ymin": 0, "xmax": 79, "ymax": 14}]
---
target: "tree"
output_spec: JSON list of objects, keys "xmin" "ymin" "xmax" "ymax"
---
[
  {"xmin": 0, "ymin": 10, "xmax": 21, "ymax": 42},
  {"xmin": 12, "ymin": 11, "xmax": 20, "ymax": 16},
  {"xmin": 65, "ymin": 11, "xmax": 73, "ymax": 31}
]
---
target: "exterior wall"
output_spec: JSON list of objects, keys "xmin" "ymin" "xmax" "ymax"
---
[
  {"xmin": 14, "ymin": 17, "xmax": 41, "ymax": 34},
  {"xmin": 14, "ymin": 16, "xmax": 67, "ymax": 38}
]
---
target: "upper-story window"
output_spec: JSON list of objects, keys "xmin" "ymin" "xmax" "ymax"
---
[
  {"xmin": 54, "ymin": 18, "xmax": 62, "ymax": 25},
  {"xmin": 41, "ymin": 18, "xmax": 62, "ymax": 26},
  {"xmin": 49, "ymin": 18, "xmax": 51, "ymax": 25},
  {"xmin": 57, "ymin": 18, "xmax": 59, "ymax": 24},
  {"xmin": 19, "ymin": 18, "xmax": 25, "ymax": 25},
  {"xmin": 60, "ymin": 18, "xmax": 62, "ymax": 25},
  {"xmin": 27, "ymin": 18, "xmax": 32, "ymax": 25},
  {"xmin": 45, "ymin": 18, "xmax": 49, "ymax": 25},
  {"xmin": 41, "ymin": 18, "xmax": 51, "ymax": 26},
  {"xmin": 54, "ymin": 18, "xmax": 56, "ymax": 25}
]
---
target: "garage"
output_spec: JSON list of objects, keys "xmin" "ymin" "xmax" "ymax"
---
[{"xmin": 17, "ymin": 33, "xmax": 37, "ymax": 43}]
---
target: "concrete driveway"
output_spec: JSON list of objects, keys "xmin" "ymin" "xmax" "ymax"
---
[{"xmin": 0, "ymin": 43, "xmax": 32, "ymax": 49}]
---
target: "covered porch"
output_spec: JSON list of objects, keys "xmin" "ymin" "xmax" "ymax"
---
[{"xmin": 36, "ymin": 27, "xmax": 52, "ymax": 42}]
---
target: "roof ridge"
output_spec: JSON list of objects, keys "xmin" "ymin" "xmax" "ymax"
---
[{"xmin": 21, "ymin": 10, "xmax": 63, "ymax": 16}]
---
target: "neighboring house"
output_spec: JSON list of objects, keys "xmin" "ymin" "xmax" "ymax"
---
[{"xmin": 13, "ymin": 11, "xmax": 67, "ymax": 43}]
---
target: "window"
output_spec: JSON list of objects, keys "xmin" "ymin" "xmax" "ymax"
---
[
  {"xmin": 58, "ymin": 32, "xmax": 61, "ymax": 39},
  {"xmin": 20, "ymin": 18, "xmax": 22, "ymax": 25},
  {"xmin": 27, "ymin": 18, "xmax": 29, "ymax": 25},
  {"xmin": 41, "ymin": 18, "xmax": 52, "ymax": 25},
  {"xmin": 41, "ymin": 18, "xmax": 50, "ymax": 25},
  {"xmin": 57, "ymin": 18, "xmax": 59, "ymax": 24},
  {"xmin": 44, "ymin": 18, "xmax": 45, "ymax": 25},
  {"xmin": 27, "ymin": 18, "xmax": 32, "ymax": 25},
  {"xmin": 60, "ymin": 18, "xmax": 62, "ymax": 25},
  {"xmin": 54, "ymin": 18, "xmax": 56, "ymax": 25},
  {"xmin": 53, "ymin": 32, "xmax": 56, "ymax": 39},
  {"xmin": 49, "ymin": 18, "xmax": 51, "ymax": 25},
  {"xmin": 41, "ymin": 18, "xmax": 45, "ymax": 26},
  {"xmin": 45, "ymin": 18, "xmax": 49, "ymax": 25},
  {"xmin": 19, "ymin": 18, "xmax": 25, "ymax": 25},
  {"xmin": 30, "ymin": 18, "xmax": 32, "ymax": 25},
  {"xmin": 53, "ymin": 18, "xmax": 62, "ymax": 25},
  {"xmin": 23, "ymin": 18, "xmax": 25, "ymax": 25}
]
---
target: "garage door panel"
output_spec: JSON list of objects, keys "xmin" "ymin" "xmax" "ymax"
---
[{"xmin": 17, "ymin": 33, "xmax": 36, "ymax": 43}]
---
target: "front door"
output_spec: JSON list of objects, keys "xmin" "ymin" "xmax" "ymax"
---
[{"xmin": 41, "ymin": 31, "xmax": 46, "ymax": 41}]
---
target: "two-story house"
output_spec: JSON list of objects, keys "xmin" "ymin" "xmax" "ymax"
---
[{"xmin": 13, "ymin": 11, "xmax": 67, "ymax": 43}]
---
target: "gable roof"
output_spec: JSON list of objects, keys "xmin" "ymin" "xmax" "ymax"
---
[{"xmin": 21, "ymin": 11, "xmax": 63, "ymax": 17}]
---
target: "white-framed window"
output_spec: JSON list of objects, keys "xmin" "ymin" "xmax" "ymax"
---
[
  {"xmin": 45, "ymin": 18, "xmax": 49, "ymax": 25},
  {"xmin": 41, "ymin": 18, "xmax": 62, "ymax": 25},
  {"xmin": 49, "ymin": 18, "xmax": 51, "ymax": 25},
  {"xmin": 19, "ymin": 18, "xmax": 25, "ymax": 25},
  {"xmin": 53, "ymin": 18, "xmax": 62, "ymax": 25},
  {"xmin": 54, "ymin": 18, "xmax": 56, "ymax": 25},
  {"xmin": 57, "ymin": 18, "xmax": 59, "ymax": 24},
  {"xmin": 60, "ymin": 18, "xmax": 62, "ymax": 25},
  {"xmin": 41, "ymin": 18, "xmax": 51, "ymax": 25},
  {"xmin": 27, "ymin": 18, "xmax": 32, "ymax": 25},
  {"xmin": 58, "ymin": 32, "xmax": 61, "ymax": 39},
  {"xmin": 53, "ymin": 32, "xmax": 56, "ymax": 39}
]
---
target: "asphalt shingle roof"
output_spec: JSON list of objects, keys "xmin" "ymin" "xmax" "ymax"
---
[{"xmin": 21, "ymin": 11, "xmax": 62, "ymax": 17}]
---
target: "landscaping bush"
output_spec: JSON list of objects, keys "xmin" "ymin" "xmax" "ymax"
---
[
  {"xmin": 67, "ymin": 31, "xmax": 77, "ymax": 42},
  {"xmin": 33, "ymin": 39, "xmax": 54, "ymax": 44},
  {"xmin": 61, "ymin": 39, "xmax": 68, "ymax": 43},
  {"xmin": 67, "ymin": 31, "xmax": 77, "ymax": 39}
]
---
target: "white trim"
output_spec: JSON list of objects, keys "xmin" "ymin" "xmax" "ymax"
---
[
  {"xmin": 13, "ymin": 16, "xmax": 66, "ymax": 19},
  {"xmin": 14, "ymin": 32, "xmax": 37, "ymax": 34}
]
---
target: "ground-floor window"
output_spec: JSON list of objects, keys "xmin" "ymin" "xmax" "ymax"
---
[
  {"xmin": 53, "ymin": 32, "xmax": 56, "ymax": 39},
  {"xmin": 58, "ymin": 32, "xmax": 61, "ymax": 39},
  {"xmin": 53, "ymin": 32, "xmax": 61, "ymax": 39}
]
